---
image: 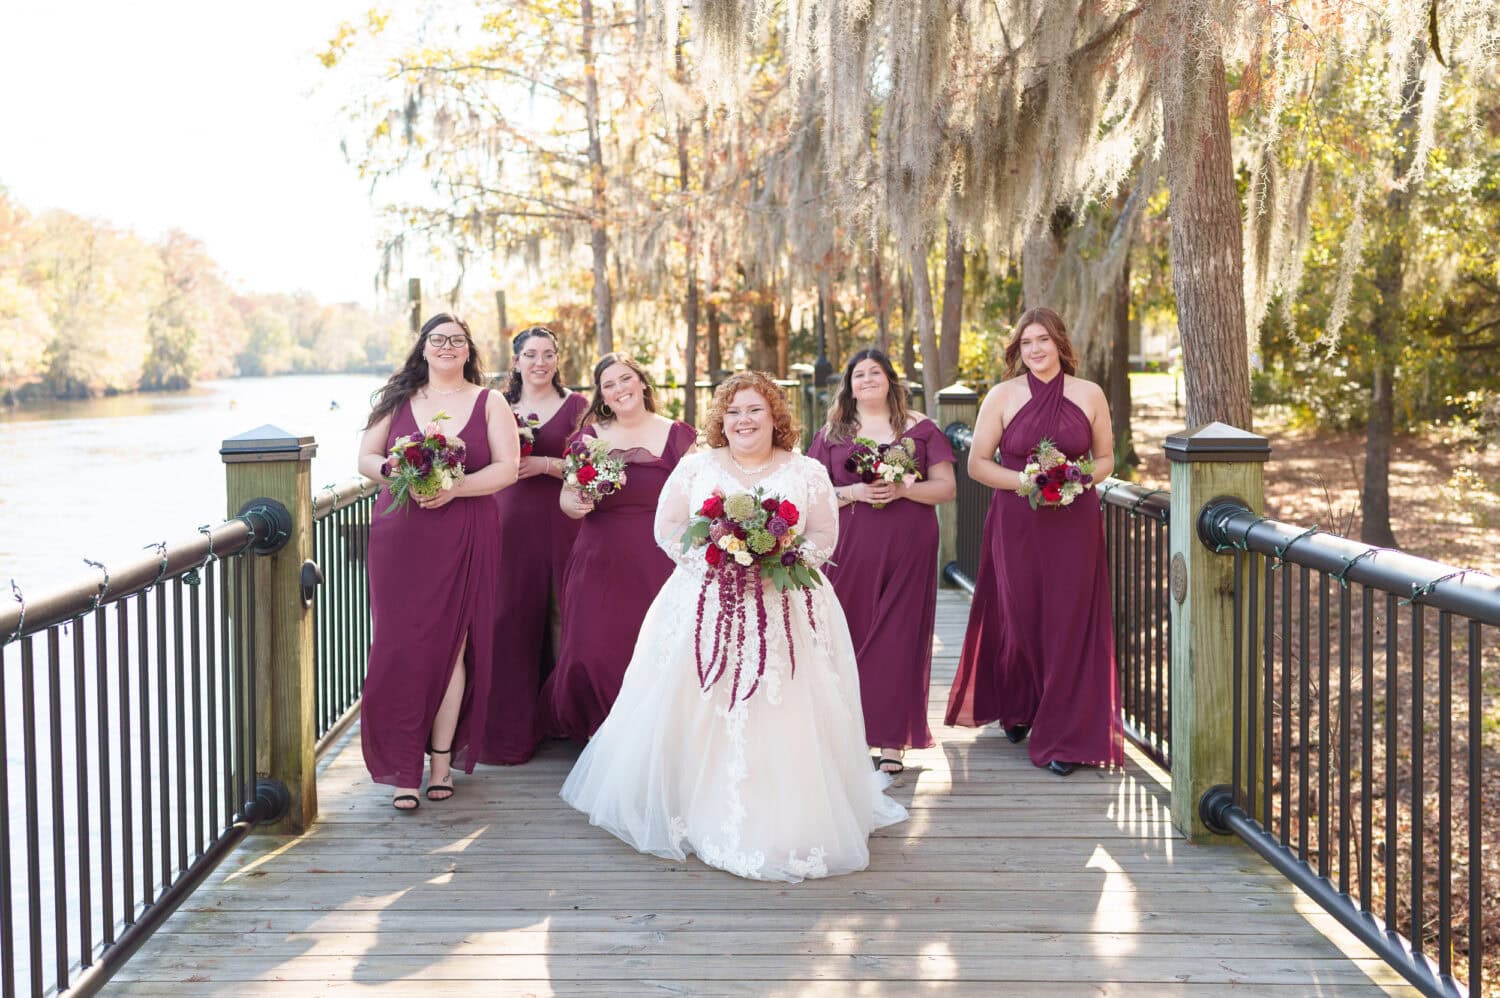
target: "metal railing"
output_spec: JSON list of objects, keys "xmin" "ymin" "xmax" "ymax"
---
[
  {"xmin": 940, "ymin": 422, "xmax": 1173, "ymax": 767},
  {"xmin": 1199, "ymin": 502, "xmax": 1495, "ymax": 997},
  {"xmin": 1098, "ymin": 482, "xmax": 1172, "ymax": 769},
  {"xmin": 0, "ymin": 501, "xmax": 294, "ymax": 998},
  {"xmin": 311, "ymin": 479, "xmax": 379, "ymax": 751}
]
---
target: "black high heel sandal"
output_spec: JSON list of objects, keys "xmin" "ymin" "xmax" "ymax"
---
[
  {"xmin": 392, "ymin": 793, "xmax": 420, "ymax": 812},
  {"xmin": 426, "ymin": 746, "xmax": 455, "ymax": 801}
]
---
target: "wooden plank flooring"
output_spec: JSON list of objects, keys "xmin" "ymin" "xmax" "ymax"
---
[{"xmin": 112, "ymin": 593, "xmax": 1417, "ymax": 996}]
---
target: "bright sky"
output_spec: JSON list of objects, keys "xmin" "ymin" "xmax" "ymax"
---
[{"xmin": 0, "ymin": 2, "xmax": 386, "ymax": 305}]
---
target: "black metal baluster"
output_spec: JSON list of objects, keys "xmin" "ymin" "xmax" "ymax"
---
[
  {"xmin": 1318, "ymin": 571, "xmax": 1330, "ymax": 880},
  {"xmin": 1410, "ymin": 601, "xmax": 1424, "ymax": 961},
  {"xmin": 188, "ymin": 572, "xmax": 204, "ymax": 860},
  {"xmin": 94, "ymin": 608, "xmax": 113, "ymax": 949},
  {"xmin": 46, "ymin": 629, "xmax": 68, "ymax": 989},
  {"xmin": 1437, "ymin": 612, "xmax": 1452, "ymax": 983},
  {"xmin": 1338, "ymin": 580, "xmax": 1352, "ymax": 897},
  {"xmin": 72, "ymin": 621, "xmax": 92, "ymax": 969},
  {"xmin": 316, "ymin": 515, "xmax": 328, "ymax": 733},
  {"xmin": 1298, "ymin": 565, "xmax": 1311, "ymax": 862},
  {"xmin": 1232, "ymin": 548, "xmax": 1243, "ymax": 807},
  {"xmin": 1281, "ymin": 563, "xmax": 1293, "ymax": 847},
  {"xmin": 21, "ymin": 637, "xmax": 42, "ymax": 998},
  {"xmin": 233, "ymin": 557, "xmax": 247, "ymax": 820},
  {"xmin": 205, "ymin": 559, "xmax": 220, "ymax": 839},
  {"xmin": 1156, "ymin": 518, "xmax": 1167, "ymax": 761},
  {"xmin": 1131, "ymin": 510, "xmax": 1142, "ymax": 729},
  {"xmin": 245, "ymin": 557, "xmax": 258, "ymax": 818},
  {"xmin": 116, "ymin": 601, "xmax": 135, "ymax": 924},
  {"xmin": 1264, "ymin": 554, "xmax": 1275, "ymax": 834},
  {"xmin": 0, "ymin": 643, "xmax": 14, "ymax": 995},
  {"xmin": 219, "ymin": 558, "xmax": 235, "ymax": 826},
  {"xmin": 172, "ymin": 579, "xmax": 188, "ymax": 878},
  {"xmin": 1467, "ymin": 620, "xmax": 1482, "ymax": 998},
  {"xmin": 1360, "ymin": 585, "xmax": 1374, "ymax": 912},
  {"xmin": 360, "ymin": 495, "xmax": 372, "ymax": 696},
  {"xmin": 155, "ymin": 583, "xmax": 171, "ymax": 892},
  {"xmin": 1384, "ymin": 592, "xmax": 1399, "ymax": 935},
  {"xmin": 1247, "ymin": 552, "xmax": 1260, "ymax": 821},
  {"xmin": 136, "ymin": 593, "xmax": 152, "ymax": 905}
]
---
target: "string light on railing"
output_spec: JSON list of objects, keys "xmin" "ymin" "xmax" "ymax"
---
[
  {"xmin": 1269, "ymin": 525, "xmax": 1320, "ymax": 571},
  {"xmin": 83, "ymin": 557, "xmax": 111, "ymax": 610}
]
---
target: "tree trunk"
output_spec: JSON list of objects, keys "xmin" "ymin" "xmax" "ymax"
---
[
  {"xmin": 939, "ymin": 216, "xmax": 964, "ymax": 382},
  {"xmin": 776, "ymin": 294, "xmax": 791, "ymax": 378},
  {"xmin": 905, "ymin": 238, "xmax": 942, "ymax": 414},
  {"xmin": 1161, "ymin": 40, "xmax": 1251, "ymax": 429},
  {"xmin": 707, "ymin": 301, "xmax": 722, "ymax": 377},
  {"xmin": 1109, "ymin": 247, "xmax": 1137, "ymax": 469},
  {"xmin": 675, "ymin": 45, "xmax": 699, "ymax": 426},
  {"xmin": 582, "ymin": 0, "xmax": 613, "ymax": 354},
  {"xmin": 750, "ymin": 288, "xmax": 777, "ymax": 371},
  {"xmin": 1360, "ymin": 46, "xmax": 1424, "ymax": 548},
  {"xmin": 899, "ymin": 263, "xmax": 916, "ymax": 379},
  {"xmin": 872, "ymin": 240, "xmax": 890, "ymax": 355}
]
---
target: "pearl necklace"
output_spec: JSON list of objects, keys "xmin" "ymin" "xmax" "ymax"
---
[
  {"xmin": 728, "ymin": 449, "xmax": 775, "ymax": 475},
  {"xmin": 421, "ymin": 383, "xmax": 467, "ymax": 398}
]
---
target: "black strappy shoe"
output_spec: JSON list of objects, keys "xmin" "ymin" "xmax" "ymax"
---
[
  {"xmin": 426, "ymin": 746, "xmax": 455, "ymax": 801},
  {"xmin": 392, "ymin": 793, "xmax": 420, "ymax": 812},
  {"xmin": 873, "ymin": 756, "xmax": 904, "ymax": 775}
]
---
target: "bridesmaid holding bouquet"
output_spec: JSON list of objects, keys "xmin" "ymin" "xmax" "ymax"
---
[
  {"xmin": 481, "ymin": 326, "xmax": 589, "ymax": 765},
  {"xmin": 358, "ymin": 313, "xmax": 520, "ymax": 810},
  {"xmin": 945, "ymin": 307, "xmax": 1123, "ymax": 775},
  {"xmin": 542, "ymin": 354, "xmax": 698, "ymax": 740},
  {"xmin": 808, "ymin": 349, "xmax": 956, "ymax": 774}
]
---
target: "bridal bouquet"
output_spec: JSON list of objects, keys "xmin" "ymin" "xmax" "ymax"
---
[
  {"xmin": 1015, "ymin": 437, "xmax": 1095, "ymax": 510},
  {"xmin": 514, "ymin": 408, "xmax": 541, "ymax": 456},
  {"xmin": 681, "ymin": 488, "xmax": 825, "ymax": 708},
  {"xmin": 562, "ymin": 436, "xmax": 628, "ymax": 502},
  {"xmin": 844, "ymin": 436, "xmax": 921, "ymax": 509},
  {"xmin": 381, "ymin": 413, "xmax": 467, "ymax": 515}
]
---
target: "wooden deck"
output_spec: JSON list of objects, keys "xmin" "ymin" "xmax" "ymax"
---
[{"xmin": 111, "ymin": 592, "xmax": 1416, "ymax": 996}]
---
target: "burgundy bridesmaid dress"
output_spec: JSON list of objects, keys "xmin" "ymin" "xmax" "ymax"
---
[
  {"xmin": 480, "ymin": 391, "xmax": 589, "ymax": 764},
  {"xmin": 945, "ymin": 370, "xmax": 1124, "ymax": 769},
  {"xmin": 363, "ymin": 389, "xmax": 503, "ymax": 786},
  {"xmin": 807, "ymin": 419, "xmax": 955, "ymax": 751},
  {"xmin": 542, "ymin": 420, "xmax": 698, "ymax": 740}
]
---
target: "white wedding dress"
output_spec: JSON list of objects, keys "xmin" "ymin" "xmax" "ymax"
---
[{"xmin": 560, "ymin": 449, "xmax": 908, "ymax": 882}]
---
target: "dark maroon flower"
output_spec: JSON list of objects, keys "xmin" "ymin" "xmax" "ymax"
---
[
  {"xmin": 843, "ymin": 457, "xmax": 860, "ymax": 474},
  {"xmin": 761, "ymin": 497, "xmax": 779, "ymax": 512},
  {"xmin": 780, "ymin": 550, "xmax": 799, "ymax": 567}
]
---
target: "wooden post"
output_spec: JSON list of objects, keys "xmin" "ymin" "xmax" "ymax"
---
[
  {"xmin": 408, "ymin": 278, "xmax": 422, "ymax": 337},
  {"xmin": 1166, "ymin": 422, "xmax": 1270, "ymax": 841},
  {"xmin": 936, "ymin": 383, "xmax": 979, "ymax": 579},
  {"xmin": 222, "ymin": 425, "xmax": 318, "ymax": 835}
]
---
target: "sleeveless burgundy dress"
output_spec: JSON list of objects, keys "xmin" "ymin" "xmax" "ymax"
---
[
  {"xmin": 946, "ymin": 371, "xmax": 1123, "ymax": 769},
  {"xmin": 807, "ymin": 419, "xmax": 955, "ymax": 750},
  {"xmin": 542, "ymin": 420, "xmax": 698, "ymax": 740},
  {"xmin": 480, "ymin": 392, "xmax": 588, "ymax": 764},
  {"xmin": 363, "ymin": 389, "xmax": 503, "ymax": 787}
]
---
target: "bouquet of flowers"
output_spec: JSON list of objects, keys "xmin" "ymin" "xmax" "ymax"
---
[
  {"xmin": 562, "ymin": 436, "xmax": 628, "ymax": 502},
  {"xmin": 845, "ymin": 436, "xmax": 921, "ymax": 509},
  {"xmin": 680, "ymin": 488, "xmax": 825, "ymax": 708},
  {"xmin": 513, "ymin": 408, "xmax": 541, "ymax": 456},
  {"xmin": 380, "ymin": 413, "xmax": 467, "ymax": 515},
  {"xmin": 1015, "ymin": 437, "xmax": 1095, "ymax": 510}
]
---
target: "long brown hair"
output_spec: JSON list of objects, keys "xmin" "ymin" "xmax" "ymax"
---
[
  {"xmin": 366, "ymin": 313, "xmax": 485, "ymax": 429},
  {"xmin": 825, "ymin": 348, "xmax": 911, "ymax": 444},
  {"xmin": 503, "ymin": 326, "xmax": 567, "ymax": 404},
  {"xmin": 580, "ymin": 353, "xmax": 658, "ymax": 427},
  {"xmin": 1002, "ymin": 306, "xmax": 1078, "ymax": 380}
]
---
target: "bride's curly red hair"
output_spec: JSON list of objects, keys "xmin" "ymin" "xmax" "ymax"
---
[{"xmin": 704, "ymin": 372, "xmax": 801, "ymax": 451}]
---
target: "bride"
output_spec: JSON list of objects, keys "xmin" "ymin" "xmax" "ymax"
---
[{"xmin": 561, "ymin": 371, "xmax": 907, "ymax": 882}]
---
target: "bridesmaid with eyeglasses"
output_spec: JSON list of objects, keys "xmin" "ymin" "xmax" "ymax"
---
[
  {"xmin": 358, "ymin": 313, "xmax": 520, "ymax": 810},
  {"xmin": 480, "ymin": 326, "xmax": 590, "ymax": 765}
]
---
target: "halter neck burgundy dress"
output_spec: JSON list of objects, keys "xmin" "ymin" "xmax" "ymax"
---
[
  {"xmin": 945, "ymin": 370, "xmax": 1123, "ymax": 770},
  {"xmin": 480, "ymin": 392, "xmax": 588, "ymax": 765},
  {"xmin": 362, "ymin": 389, "xmax": 503, "ymax": 788}
]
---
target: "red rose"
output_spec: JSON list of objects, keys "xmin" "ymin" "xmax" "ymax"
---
[
  {"xmin": 576, "ymin": 464, "xmax": 598, "ymax": 485},
  {"xmin": 1048, "ymin": 466, "xmax": 1067, "ymax": 483},
  {"xmin": 778, "ymin": 500, "xmax": 799, "ymax": 526},
  {"xmin": 705, "ymin": 544, "xmax": 724, "ymax": 566},
  {"xmin": 431, "ymin": 433, "xmax": 447, "ymax": 447},
  {"xmin": 1042, "ymin": 483, "xmax": 1063, "ymax": 503},
  {"xmin": 403, "ymin": 444, "xmax": 423, "ymax": 464},
  {"xmin": 700, "ymin": 496, "xmax": 725, "ymax": 518},
  {"xmin": 520, "ymin": 442, "xmax": 534, "ymax": 456}
]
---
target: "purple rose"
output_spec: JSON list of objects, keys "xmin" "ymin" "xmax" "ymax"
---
[
  {"xmin": 597, "ymin": 481, "xmax": 615, "ymax": 495},
  {"xmin": 568, "ymin": 439, "xmax": 589, "ymax": 457},
  {"xmin": 766, "ymin": 516, "xmax": 789, "ymax": 537},
  {"xmin": 780, "ymin": 551, "xmax": 799, "ymax": 566}
]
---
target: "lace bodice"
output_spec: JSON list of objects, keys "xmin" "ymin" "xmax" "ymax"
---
[{"xmin": 653, "ymin": 450, "xmax": 840, "ymax": 571}]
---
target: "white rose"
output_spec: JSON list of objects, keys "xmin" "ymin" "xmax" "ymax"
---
[
  {"xmin": 733, "ymin": 550, "xmax": 754, "ymax": 567},
  {"xmin": 716, "ymin": 535, "xmax": 733, "ymax": 550},
  {"xmin": 440, "ymin": 472, "xmax": 455, "ymax": 491}
]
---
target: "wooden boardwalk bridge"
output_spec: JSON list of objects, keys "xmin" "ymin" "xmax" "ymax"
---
[{"xmin": 109, "ymin": 593, "xmax": 1413, "ymax": 996}]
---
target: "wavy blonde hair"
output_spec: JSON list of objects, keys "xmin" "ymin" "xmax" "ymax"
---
[{"xmin": 703, "ymin": 372, "xmax": 800, "ymax": 451}]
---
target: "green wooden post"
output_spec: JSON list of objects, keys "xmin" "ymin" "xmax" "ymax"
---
[
  {"xmin": 1166, "ymin": 422, "xmax": 1270, "ymax": 841},
  {"xmin": 222, "ymin": 425, "xmax": 318, "ymax": 835},
  {"xmin": 935, "ymin": 383, "xmax": 979, "ymax": 579}
]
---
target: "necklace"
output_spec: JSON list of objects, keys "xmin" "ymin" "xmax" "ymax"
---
[
  {"xmin": 728, "ymin": 449, "xmax": 775, "ymax": 475},
  {"xmin": 421, "ymin": 383, "xmax": 467, "ymax": 398}
]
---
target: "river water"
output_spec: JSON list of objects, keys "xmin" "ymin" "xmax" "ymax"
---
[{"xmin": 0, "ymin": 374, "xmax": 387, "ymax": 595}]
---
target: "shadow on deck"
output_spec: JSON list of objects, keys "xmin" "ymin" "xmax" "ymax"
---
[{"xmin": 109, "ymin": 593, "xmax": 1416, "ymax": 996}]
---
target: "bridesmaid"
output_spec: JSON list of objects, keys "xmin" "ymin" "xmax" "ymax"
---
[
  {"xmin": 481, "ymin": 326, "xmax": 589, "ymax": 765},
  {"xmin": 542, "ymin": 353, "xmax": 698, "ymax": 740},
  {"xmin": 808, "ymin": 349, "xmax": 956, "ymax": 774},
  {"xmin": 945, "ymin": 306, "xmax": 1123, "ymax": 775},
  {"xmin": 358, "ymin": 313, "xmax": 520, "ymax": 810}
]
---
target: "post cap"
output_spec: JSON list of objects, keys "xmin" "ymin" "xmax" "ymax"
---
[
  {"xmin": 221, "ymin": 425, "xmax": 318, "ymax": 464},
  {"xmin": 1164, "ymin": 422, "xmax": 1271, "ymax": 464},
  {"xmin": 936, "ymin": 382, "xmax": 980, "ymax": 403}
]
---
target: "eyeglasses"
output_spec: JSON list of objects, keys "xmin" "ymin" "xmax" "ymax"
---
[{"xmin": 426, "ymin": 333, "xmax": 471, "ymax": 349}]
